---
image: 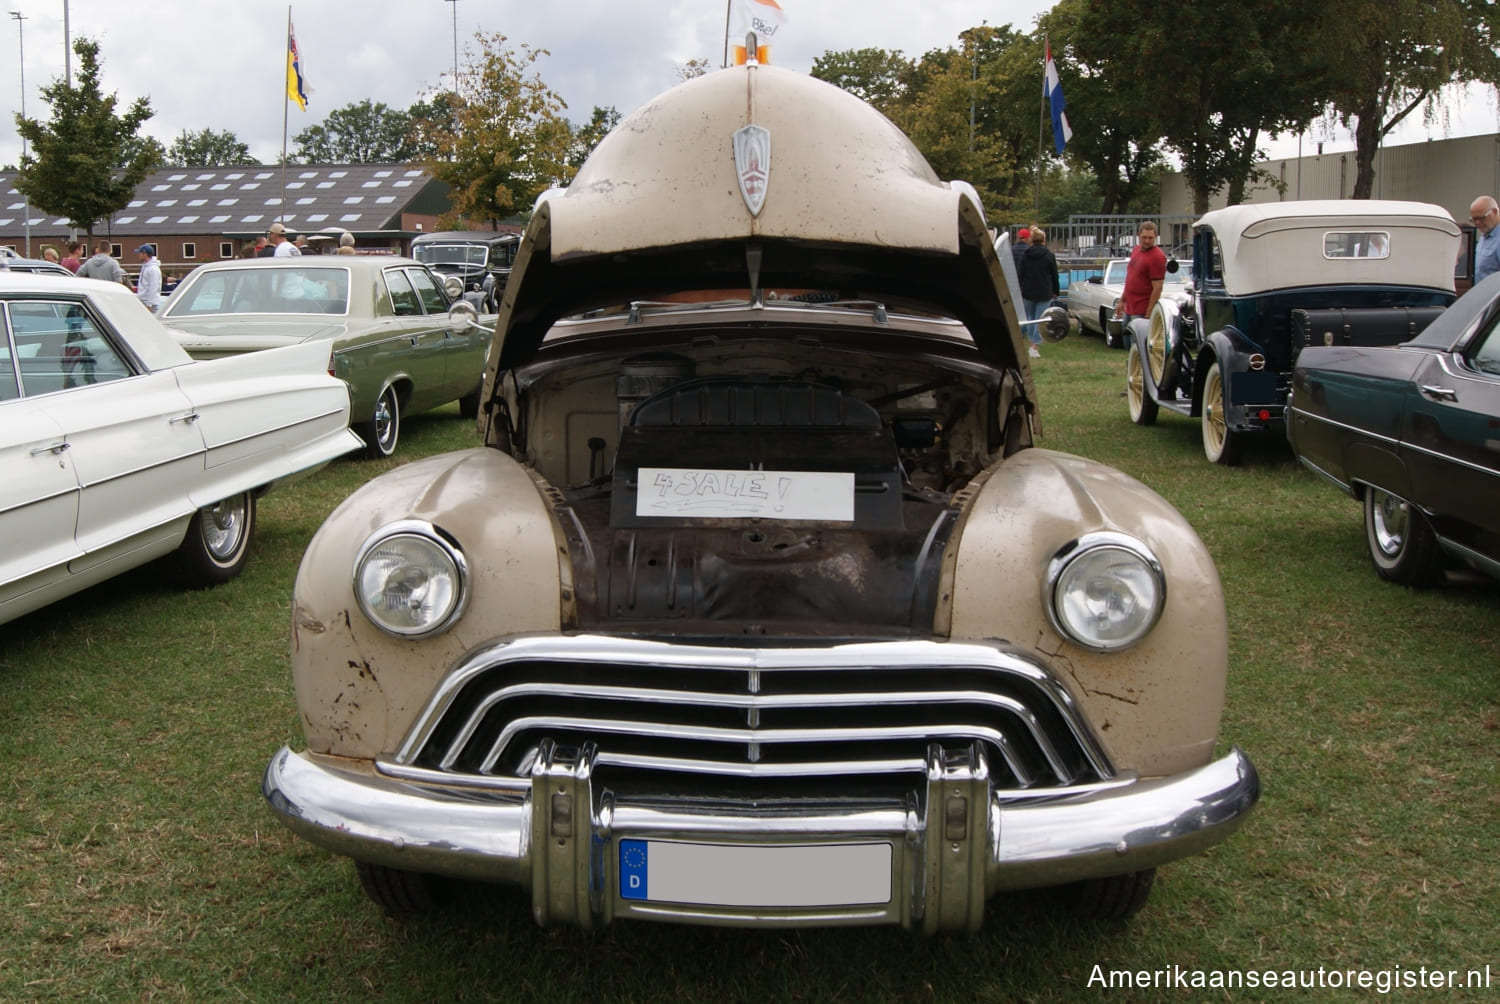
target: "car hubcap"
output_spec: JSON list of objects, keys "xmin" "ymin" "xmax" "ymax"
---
[
  {"xmin": 1372, "ymin": 492, "xmax": 1408, "ymax": 557},
  {"xmin": 374, "ymin": 394, "xmax": 395, "ymax": 449},
  {"xmin": 203, "ymin": 498, "xmax": 247, "ymax": 560}
]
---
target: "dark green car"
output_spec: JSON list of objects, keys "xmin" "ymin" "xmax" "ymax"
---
[
  {"xmin": 161, "ymin": 257, "xmax": 488, "ymax": 457},
  {"xmin": 1288, "ymin": 272, "xmax": 1500, "ymax": 585}
]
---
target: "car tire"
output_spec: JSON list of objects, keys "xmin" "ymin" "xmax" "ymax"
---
[
  {"xmin": 458, "ymin": 379, "xmax": 482, "ymax": 419},
  {"xmin": 170, "ymin": 491, "xmax": 256, "ymax": 586},
  {"xmin": 1201, "ymin": 360, "xmax": 1243, "ymax": 466},
  {"xmin": 1364, "ymin": 487, "xmax": 1443, "ymax": 586},
  {"xmin": 1126, "ymin": 341, "xmax": 1158, "ymax": 425},
  {"xmin": 362, "ymin": 385, "xmax": 401, "ymax": 459},
  {"xmin": 1061, "ymin": 868, "xmax": 1156, "ymax": 920},
  {"xmin": 355, "ymin": 860, "xmax": 436, "ymax": 914}
]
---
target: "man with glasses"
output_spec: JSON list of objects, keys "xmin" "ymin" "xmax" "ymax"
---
[{"xmin": 1469, "ymin": 196, "xmax": 1500, "ymax": 284}]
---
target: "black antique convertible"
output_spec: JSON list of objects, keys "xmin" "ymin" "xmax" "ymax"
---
[{"xmin": 1288, "ymin": 271, "xmax": 1500, "ymax": 585}]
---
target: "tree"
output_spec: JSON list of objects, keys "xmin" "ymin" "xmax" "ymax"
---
[
  {"xmin": 1040, "ymin": 2, "xmax": 1167, "ymax": 214},
  {"xmin": 165, "ymin": 128, "xmax": 257, "ymax": 167},
  {"xmin": 810, "ymin": 47, "xmax": 915, "ymax": 110},
  {"xmin": 1318, "ymin": 0, "xmax": 1500, "ymax": 198},
  {"xmin": 293, "ymin": 99, "xmax": 420, "ymax": 164},
  {"xmin": 568, "ymin": 106, "xmax": 621, "ymax": 170},
  {"xmin": 677, "ymin": 58, "xmax": 712, "ymax": 82},
  {"xmin": 416, "ymin": 32, "xmax": 574, "ymax": 225},
  {"xmin": 13, "ymin": 37, "xmax": 159, "ymax": 236},
  {"xmin": 1073, "ymin": 0, "xmax": 1324, "ymax": 213}
]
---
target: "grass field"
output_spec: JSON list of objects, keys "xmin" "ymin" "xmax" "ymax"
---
[{"xmin": 2, "ymin": 333, "xmax": 1496, "ymax": 1002}]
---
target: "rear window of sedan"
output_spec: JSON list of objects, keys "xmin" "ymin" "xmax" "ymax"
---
[{"xmin": 165, "ymin": 267, "xmax": 351, "ymax": 316}]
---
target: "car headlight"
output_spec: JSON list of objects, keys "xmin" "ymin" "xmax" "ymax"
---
[
  {"xmin": 353, "ymin": 521, "xmax": 469, "ymax": 638},
  {"xmin": 1046, "ymin": 533, "xmax": 1165, "ymax": 652}
]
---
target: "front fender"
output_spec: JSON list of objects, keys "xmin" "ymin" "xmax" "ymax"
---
[
  {"xmin": 290, "ymin": 447, "xmax": 567, "ymax": 759},
  {"xmin": 945, "ymin": 449, "xmax": 1228, "ymax": 778}
]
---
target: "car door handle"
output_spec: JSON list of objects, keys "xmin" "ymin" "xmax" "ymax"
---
[
  {"xmin": 170, "ymin": 412, "xmax": 201, "ymax": 425},
  {"xmin": 1419, "ymin": 384, "xmax": 1457, "ymax": 401},
  {"xmin": 31, "ymin": 441, "xmax": 69, "ymax": 456}
]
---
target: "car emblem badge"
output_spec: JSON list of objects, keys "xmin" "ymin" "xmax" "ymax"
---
[{"xmin": 734, "ymin": 125, "xmax": 771, "ymax": 216}]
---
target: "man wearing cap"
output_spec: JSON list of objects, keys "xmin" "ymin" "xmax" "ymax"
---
[
  {"xmin": 268, "ymin": 222, "xmax": 301, "ymax": 258},
  {"xmin": 135, "ymin": 244, "xmax": 163, "ymax": 312}
]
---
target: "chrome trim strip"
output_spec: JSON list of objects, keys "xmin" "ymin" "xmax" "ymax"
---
[
  {"xmin": 0, "ymin": 484, "xmax": 79, "ymax": 518},
  {"xmin": 1293, "ymin": 453, "xmax": 1355, "ymax": 497},
  {"xmin": 1289, "ymin": 407, "xmax": 1400, "ymax": 449},
  {"xmin": 468, "ymin": 715, "xmax": 1045, "ymax": 787},
  {"xmin": 1435, "ymin": 535, "xmax": 1500, "ymax": 580},
  {"xmin": 390, "ymin": 635, "xmax": 1114, "ymax": 781},
  {"xmin": 436, "ymin": 681, "xmax": 1074, "ymax": 782},
  {"xmin": 76, "ymin": 447, "xmax": 205, "ymax": 490}
]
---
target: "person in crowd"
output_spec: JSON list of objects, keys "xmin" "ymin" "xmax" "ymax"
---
[
  {"xmin": 76, "ymin": 240, "xmax": 128, "ymax": 285},
  {"xmin": 1009, "ymin": 226, "xmax": 1030, "ymax": 274},
  {"xmin": 61, "ymin": 241, "xmax": 83, "ymax": 273},
  {"xmin": 1016, "ymin": 228, "xmax": 1060, "ymax": 357},
  {"xmin": 1119, "ymin": 220, "xmax": 1168, "ymax": 342},
  {"xmin": 134, "ymin": 245, "xmax": 162, "ymax": 312},
  {"xmin": 1470, "ymin": 195, "xmax": 1500, "ymax": 284},
  {"xmin": 268, "ymin": 222, "xmax": 301, "ymax": 257},
  {"xmin": 42, "ymin": 247, "xmax": 60, "ymax": 264},
  {"xmin": 337, "ymin": 232, "xmax": 357, "ymax": 255}
]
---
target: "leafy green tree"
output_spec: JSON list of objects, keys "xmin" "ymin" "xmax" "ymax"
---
[
  {"xmin": 416, "ymin": 32, "xmax": 573, "ymax": 225},
  {"xmin": 568, "ymin": 106, "xmax": 621, "ymax": 171},
  {"xmin": 165, "ymin": 128, "xmax": 257, "ymax": 167},
  {"xmin": 810, "ymin": 47, "xmax": 915, "ymax": 110},
  {"xmin": 13, "ymin": 37, "xmax": 159, "ymax": 236},
  {"xmin": 1073, "ymin": 0, "xmax": 1324, "ymax": 213},
  {"xmin": 1040, "ymin": 2, "xmax": 1166, "ymax": 214},
  {"xmin": 293, "ymin": 99, "xmax": 419, "ymax": 164},
  {"xmin": 1318, "ymin": 0, "xmax": 1500, "ymax": 198}
]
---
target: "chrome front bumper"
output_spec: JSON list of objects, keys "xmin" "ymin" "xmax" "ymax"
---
[{"xmin": 264, "ymin": 742, "xmax": 1258, "ymax": 932}]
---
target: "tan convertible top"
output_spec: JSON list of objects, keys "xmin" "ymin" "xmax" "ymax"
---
[{"xmin": 483, "ymin": 63, "xmax": 1034, "ymax": 405}]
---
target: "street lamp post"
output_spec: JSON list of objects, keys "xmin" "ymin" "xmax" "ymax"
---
[
  {"xmin": 444, "ymin": 0, "xmax": 458, "ymax": 89},
  {"xmin": 9, "ymin": 9, "xmax": 30, "ymax": 256}
]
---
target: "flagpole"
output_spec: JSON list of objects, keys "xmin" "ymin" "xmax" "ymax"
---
[
  {"xmin": 281, "ymin": 5, "xmax": 291, "ymax": 222},
  {"xmin": 1032, "ymin": 36, "xmax": 1044, "ymax": 216},
  {"xmin": 723, "ymin": 0, "xmax": 732, "ymax": 67}
]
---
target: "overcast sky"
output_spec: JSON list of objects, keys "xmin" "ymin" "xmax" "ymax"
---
[{"xmin": 2, "ymin": 0, "xmax": 1494, "ymax": 172}]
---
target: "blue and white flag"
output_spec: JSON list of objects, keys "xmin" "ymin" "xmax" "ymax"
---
[{"xmin": 1044, "ymin": 40, "xmax": 1072, "ymax": 155}]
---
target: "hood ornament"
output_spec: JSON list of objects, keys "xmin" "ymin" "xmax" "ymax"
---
[{"xmin": 734, "ymin": 124, "xmax": 771, "ymax": 217}]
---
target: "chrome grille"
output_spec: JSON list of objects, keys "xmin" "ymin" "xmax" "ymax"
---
[{"xmin": 389, "ymin": 636, "xmax": 1113, "ymax": 790}]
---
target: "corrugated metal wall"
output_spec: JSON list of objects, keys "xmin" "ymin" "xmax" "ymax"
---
[{"xmin": 1162, "ymin": 133, "xmax": 1500, "ymax": 222}]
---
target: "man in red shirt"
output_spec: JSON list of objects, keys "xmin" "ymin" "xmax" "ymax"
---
[{"xmin": 1120, "ymin": 221, "xmax": 1167, "ymax": 334}]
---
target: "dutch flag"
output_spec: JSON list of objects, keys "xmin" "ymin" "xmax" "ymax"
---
[{"xmin": 1045, "ymin": 40, "xmax": 1072, "ymax": 155}]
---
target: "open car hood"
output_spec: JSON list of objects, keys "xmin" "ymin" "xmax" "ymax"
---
[{"xmin": 483, "ymin": 64, "xmax": 1033, "ymax": 403}]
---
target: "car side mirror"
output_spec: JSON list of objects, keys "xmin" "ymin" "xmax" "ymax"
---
[{"xmin": 448, "ymin": 299, "xmax": 480, "ymax": 328}]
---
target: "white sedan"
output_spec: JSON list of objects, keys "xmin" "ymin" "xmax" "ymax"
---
[
  {"xmin": 1068, "ymin": 258, "xmax": 1190, "ymax": 348},
  {"xmin": 0, "ymin": 273, "xmax": 363, "ymax": 626}
]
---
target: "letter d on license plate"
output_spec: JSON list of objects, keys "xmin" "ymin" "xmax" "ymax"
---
[{"xmin": 618, "ymin": 839, "xmax": 891, "ymax": 907}]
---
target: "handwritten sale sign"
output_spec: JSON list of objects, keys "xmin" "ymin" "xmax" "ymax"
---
[{"xmin": 635, "ymin": 467, "xmax": 855, "ymax": 521}]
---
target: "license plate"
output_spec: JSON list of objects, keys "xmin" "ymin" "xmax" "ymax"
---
[
  {"xmin": 618, "ymin": 839, "xmax": 892, "ymax": 907},
  {"xmin": 635, "ymin": 467, "xmax": 854, "ymax": 521}
]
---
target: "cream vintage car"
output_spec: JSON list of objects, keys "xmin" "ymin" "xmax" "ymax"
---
[
  {"xmin": 264, "ymin": 62, "xmax": 1259, "ymax": 931},
  {"xmin": 1, "ymin": 272, "xmax": 361, "ymax": 626}
]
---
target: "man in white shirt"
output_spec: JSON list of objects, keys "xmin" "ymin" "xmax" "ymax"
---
[
  {"xmin": 1470, "ymin": 196, "xmax": 1500, "ymax": 284},
  {"xmin": 268, "ymin": 222, "xmax": 302, "ymax": 257},
  {"xmin": 134, "ymin": 244, "xmax": 162, "ymax": 312}
]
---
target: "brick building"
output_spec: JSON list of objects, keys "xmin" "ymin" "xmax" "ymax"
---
[{"xmin": 0, "ymin": 162, "xmax": 510, "ymax": 280}]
